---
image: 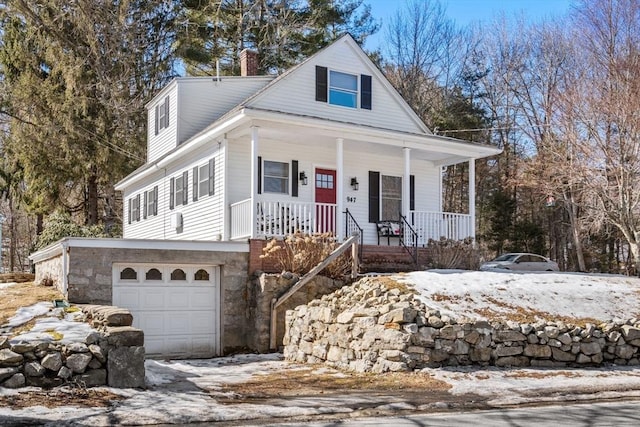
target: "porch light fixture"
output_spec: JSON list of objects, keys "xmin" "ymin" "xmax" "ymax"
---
[
  {"xmin": 299, "ymin": 171, "xmax": 308, "ymax": 185},
  {"xmin": 350, "ymin": 177, "xmax": 359, "ymax": 191}
]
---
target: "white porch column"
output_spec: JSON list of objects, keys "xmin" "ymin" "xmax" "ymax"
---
[
  {"xmin": 336, "ymin": 138, "xmax": 344, "ymax": 241},
  {"xmin": 250, "ymin": 127, "xmax": 259, "ymax": 239},
  {"xmin": 403, "ymin": 147, "xmax": 411, "ymax": 218},
  {"xmin": 468, "ymin": 158, "xmax": 476, "ymax": 242}
]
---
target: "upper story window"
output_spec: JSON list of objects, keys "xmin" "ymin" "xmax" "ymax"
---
[
  {"xmin": 193, "ymin": 159, "xmax": 215, "ymax": 202},
  {"xmin": 329, "ymin": 71, "xmax": 358, "ymax": 108},
  {"xmin": 170, "ymin": 171, "xmax": 188, "ymax": 209},
  {"xmin": 316, "ymin": 66, "xmax": 372, "ymax": 110},
  {"xmin": 154, "ymin": 95, "xmax": 170, "ymax": 135},
  {"xmin": 128, "ymin": 194, "xmax": 140, "ymax": 224},
  {"xmin": 144, "ymin": 186, "xmax": 158, "ymax": 218},
  {"xmin": 263, "ymin": 160, "xmax": 289, "ymax": 194}
]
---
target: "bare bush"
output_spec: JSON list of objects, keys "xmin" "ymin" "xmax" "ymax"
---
[{"xmin": 260, "ymin": 233, "xmax": 352, "ymax": 280}]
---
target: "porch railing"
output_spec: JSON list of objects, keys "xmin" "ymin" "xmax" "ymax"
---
[
  {"xmin": 230, "ymin": 199, "xmax": 252, "ymax": 239},
  {"xmin": 230, "ymin": 199, "xmax": 337, "ymax": 239},
  {"xmin": 411, "ymin": 211, "xmax": 472, "ymax": 246}
]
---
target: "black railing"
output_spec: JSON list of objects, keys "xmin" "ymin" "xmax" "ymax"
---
[
  {"xmin": 400, "ymin": 214, "xmax": 418, "ymax": 265},
  {"xmin": 344, "ymin": 208, "xmax": 363, "ymax": 262}
]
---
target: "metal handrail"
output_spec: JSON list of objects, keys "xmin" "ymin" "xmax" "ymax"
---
[
  {"xmin": 344, "ymin": 208, "xmax": 363, "ymax": 262},
  {"xmin": 400, "ymin": 214, "xmax": 418, "ymax": 265}
]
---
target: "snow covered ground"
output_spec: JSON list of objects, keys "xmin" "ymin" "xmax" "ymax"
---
[{"xmin": 2, "ymin": 271, "xmax": 640, "ymax": 426}]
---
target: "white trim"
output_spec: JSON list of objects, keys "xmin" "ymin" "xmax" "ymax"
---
[
  {"xmin": 336, "ymin": 138, "xmax": 344, "ymax": 241},
  {"xmin": 250, "ymin": 126, "xmax": 259, "ymax": 239},
  {"xmin": 403, "ymin": 147, "xmax": 411, "ymax": 217},
  {"xmin": 30, "ymin": 238, "xmax": 249, "ymax": 263},
  {"xmin": 469, "ymin": 159, "xmax": 476, "ymax": 242}
]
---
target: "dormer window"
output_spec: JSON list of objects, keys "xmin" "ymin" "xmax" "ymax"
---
[
  {"xmin": 315, "ymin": 66, "xmax": 372, "ymax": 110},
  {"xmin": 154, "ymin": 95, "xmax": 170, "ymax": 135}
]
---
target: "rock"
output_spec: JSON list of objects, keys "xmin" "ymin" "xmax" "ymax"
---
[
  {"xmin": 24, "ymin": 361, "xmax": 46, "ymax": 377},
  {"xmin": 494, "ymin": 345, "xmax": 524, "ymax": 357},
  {"xmin": 73, "ymin": 369, "xmax": 107, "ymax": 387},
  {"xmin": 10, "ymin": 342, "xmax": 36, "ymax": 354},
  {"xmin": 0, "ymin": 349, "xmax": 24, "ymax": 366},
  {"xmin": 576, "ymin": 353, "xmax": 592, "ymax": 364},
  {"xmin": 26, "ymin": 376, "xmax": 64, "ymax": 388},
  {"xmin": 523, "ymin": 344, "xmax": 551, "ymax": 358},
  {"xmin": 378, "ymin": 308, "xmax": 418, "ymax": 325},
  {"xmin": 0, "ymin": 337, "xmax": 9, "ymax": 350},
  {"xmin": 108, "ymin": 346, "xmax": 145, "ymax": 388},
  {"xmin": 495, "ymin": 356, "xmax": 529, "ymax": 367},
  {"xmin": 67, "ymin": 342, "xmax": 89, "ymax": 353},
  {"xmin": 621, "ymin": 325, "xmax": 640, "ymax": 342},
  {"xmin": 551, "ymin": 347, "xmax": 576, "ymax": 362},
  {"xmin": 0, "ymin": 367, "xmax": 18, "ymax": 382},
  {"xmin": 88, "ymin": 345, "xmax": 106, "ymax": 363},
  {"xmin": 469, "ymin": 347, "xmax": 492, "ymax": 362},
  {"xmin": 66, "ymin": 353, "xmax": 93, "ymax": 373},
  {"xmin": 580, "ymin": 341, "xmax": 601, "ymax": 356},
  {"xmin": 615, "ymin": 344, "xmax": 636, "ymax": 359},
  {"xmin": 106, "ymin": 327, "xmax": 144, "ymax": 347},
  {"xmin": 41, "ymin": 352, "xmax": 63, "ymax": 372},
  {"xmin": 57, "ymin": 366, "xmax": 73, "ymax": 379},
  {"xmin": 2, "ymin": 373, "xmax": 25, "ymax": 388},
  {"xmin": 336, "ymin": 311, "xmax": 356, "ymax": 324},
  {"xmin": 494, "ymin": 330, "xmax": 527, "ymax": 342},
  {"xmin": 428, "ymin": 316, "xmax": 444, "ymax": 328}
]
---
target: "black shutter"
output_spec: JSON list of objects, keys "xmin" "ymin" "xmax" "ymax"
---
[
  {"xmin": 153, "ymin": 186, "xmax": 158, "ymax": 215},
  {"xmin": 182, "ymin": 170, "xmax": 189, "ymax": 205},
  {"xmin": 292, "ymin": 160, "xmax": 299, "ymax": 197},
  {"xmin": 410, "ymin": 175, "xmax": 415, "ymax": 211},
  {"xmin": 164, "ymin": 96, "xmax": 170, "ymax": 128},
  {"xmin": 315, "ymin": 66, "xmax": 327, "ymax": 102},
  {"xmin": 128, "ymin": 198, "xmax": 132, "ymax": 224},
  {"xmin": 154, "ymin": 105, "xmax": 159, "ymax": 135},
  {"xmin": 192, "ymin": 166, "xmax": 199, "ymax": 202},
  {"xmin": 143, "ymin": 191, "xmax": 147, "ymax": 219},
  {"xmin": 368, "ymin": 171, "xmax": 380, "ymax": 223},
  {"xmin": 257, "ymin": 156, "xmax": 262, "ymax": 194},
  {"xmin": 361, "ymin": 74, "xmax": 372, "ymax": 110},
  {"xmin": 169, "ymin": 177, "xmax": 175, "ymax": 210},
  {"xmin": 135, "ymin": 194, "xmax": 141, "ymax": 221},
  {"xmin": 208, "ymin": 158, "xmax": 215, "ymax": 196}
]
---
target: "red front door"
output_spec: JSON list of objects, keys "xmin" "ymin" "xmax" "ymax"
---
[{"xmin": 315, "ymin": 168, "xmax": 336, "ymax": 234}]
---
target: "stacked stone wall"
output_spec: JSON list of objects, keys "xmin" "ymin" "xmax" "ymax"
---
[
  {"xmin": 284, "ymin": 277, "xmax": 640, "ymax": 373},
  {"xmin": 0, "ymin": 305, "xmax": 144, "ymax": 389}
]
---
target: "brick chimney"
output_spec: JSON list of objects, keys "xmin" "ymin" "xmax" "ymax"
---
[{"xmin": 240, "ymin": 49, "xmax": 258, "ymax": 77}]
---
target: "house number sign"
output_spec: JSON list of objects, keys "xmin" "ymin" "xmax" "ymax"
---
[{"xmin": 347, "ymin": 196, "xmax": 357, "ymax": 203}]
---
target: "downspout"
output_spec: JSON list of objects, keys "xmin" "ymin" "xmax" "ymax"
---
[{"xmin": 61, "ymin": 240, "xmax": 70, "ymax": 298}]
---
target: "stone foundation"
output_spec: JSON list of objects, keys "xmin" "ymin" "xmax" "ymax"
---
[
  {"xmin": 0, "ymin": 305, "xmax": 144, "ymax": 389},
  {"xmin": 284, "ymin": 277, "xmax": 640, "ymax": 372}
]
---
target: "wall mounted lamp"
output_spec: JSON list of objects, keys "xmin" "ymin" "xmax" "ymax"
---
[
  {"xmin": 350, "ymin": 177, "xmax": 359, "ymax": 191},
  {"xmin": 299, "ymin": 171, "xmax": 308, "ymax": 186}
]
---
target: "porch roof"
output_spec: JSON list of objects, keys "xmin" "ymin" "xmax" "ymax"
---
[{"xmin": 116, "ymin": 107, "xmax": 501, "ymax": 190}]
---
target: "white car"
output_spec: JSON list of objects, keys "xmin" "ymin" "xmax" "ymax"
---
[{"xmin": 480, "ymin": 253, "xmax": 559, "ymax": 272}]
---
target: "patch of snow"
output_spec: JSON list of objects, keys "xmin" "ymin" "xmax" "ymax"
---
[
  {"xmin": 0, "ymin": 281, "xmax": 18, "ymax": 290},
  {"xmin": 397, "ymin": 270, "xmax": 640, "ymax": 322},
  {"xmin": 4, "ymin": 301, "xmax": 52, "ymax": 327}
]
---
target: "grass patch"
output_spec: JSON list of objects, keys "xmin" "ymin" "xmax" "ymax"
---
[
  {"xmin": 218, "ymin": 366, "xmax": 450, "ymax": 399},
  {"xmin": 0, "ymin": 281, "xmax": 63, "ymax": 326},
  {"xmin": 0, "ymin": 272, "xmax": 35, "ymax": 283}
]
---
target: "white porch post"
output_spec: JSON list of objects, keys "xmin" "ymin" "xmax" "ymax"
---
[
  {"xmin": 403, "ymin": 147, "xmax": 411, "ymax": 218},
  {"xmin": 336, "ymin": 138, "xmax": 344, "ymax": 241},
  {"xmin": 250, "ymin": 127, "xmax": 259, "ymax": 239},
  {"xmin": 468, "ymin": 158, "xmax": 476, "ymax": 242}
]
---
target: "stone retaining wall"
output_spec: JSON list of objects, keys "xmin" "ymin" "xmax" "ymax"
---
[
  {"xmin": 283, "ymin": 277, "xmax": 640, "ymax": 373},
  {"xmin": 0, "ymin": 305, "xmax": 144, "ymax": 389}
]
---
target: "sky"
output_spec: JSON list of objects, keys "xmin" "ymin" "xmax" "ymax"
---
[{"xmin": 364, "ymin": 0, "xmax": 575, "ymax": 51}]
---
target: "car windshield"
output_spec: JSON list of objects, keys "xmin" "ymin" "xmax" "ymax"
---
[{"xmin": 493, "ymin": 254, "xmax": 520, "ymax": 262}]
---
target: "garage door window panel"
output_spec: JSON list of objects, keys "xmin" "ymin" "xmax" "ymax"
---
[
  {"xmin": 195, "ymin": 269, "xmax": 210, "ymax": 281},
  {"xmin": 146, "ymin": 268, "xmax": 163, "ymax": 281},
  {"xmin": 171, "ymin": 269, "xmax": 187, "ymax": 281},
  {"xmin": 120, "ymin": 268, "xmax": 138, "ymax": 280}
]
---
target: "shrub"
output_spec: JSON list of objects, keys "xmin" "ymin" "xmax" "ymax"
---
[
  {"xmin": 424, "ymin": 237, "xmax": 484, "ymax": 270},
  {"xmin": 260, "ymin": 232, "xmax": 352, "ymax": 280},
  {"xmin": 35, "ymin": 210, "xmax": 114, "ymax": 250}
]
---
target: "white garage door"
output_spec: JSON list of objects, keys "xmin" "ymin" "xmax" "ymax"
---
[{"xmin": 112, "ymin": 263, "xmax": 220, "ymax": 359}]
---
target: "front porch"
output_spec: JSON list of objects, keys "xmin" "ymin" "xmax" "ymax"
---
[{"xmin": 230, "ymin": 199, "xmax": 472, "ymax": 246}]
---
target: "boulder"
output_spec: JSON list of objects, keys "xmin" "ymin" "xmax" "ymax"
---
[
  {"xmin": 41, "ymin": 352, "xmax": 63, "ymax": 372},
  {"xmin": 2, "ymin": 373, "xmax": 25, "ymax": 388},
  {"xmin": 24, "ymin": 361, "xmax": 46, "ymax": 377},
  {"xmin": 0, "ymin": 349, "xmax": 23, "ymax": 367},
  {"xmin": 66, "ymin": 353, "xmax": 93, "ymax": 373},
  {"xmin": 107, "ymin": 346, "xmax": 145, "ymax": 388}
]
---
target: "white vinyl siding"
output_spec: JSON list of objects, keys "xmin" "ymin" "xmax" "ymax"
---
[
  {"xmin": 248, "ymin": 38, "xmax": 426, "ymax": 135},
  {"xmin": 147, "ymin": 77, "xmax": 274, "ymax": 164},
  {"xmin": 123, "ymin": 144, "xmax": 225, "ymax": 241}
]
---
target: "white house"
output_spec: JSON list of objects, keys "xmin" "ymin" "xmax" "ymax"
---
[
  {"xmin": 31, "ymin": 34, "xmax": 501, "ymax": 359},
  {"xmin": 115, "ymin": 34, "xmax": 500, "ymax": 249}
]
